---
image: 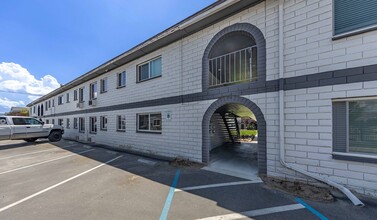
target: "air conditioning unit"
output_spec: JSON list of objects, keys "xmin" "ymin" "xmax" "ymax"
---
[
  {"xmin": 88, "ymin": 99, "xmax": 97, "ymax": 106},
  {"xmin": 76, "ymin": 102, "xmax": 84, "ymax": 108}
]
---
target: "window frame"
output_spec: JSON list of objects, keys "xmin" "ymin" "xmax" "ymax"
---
[
  {"xmin": 79, "ymin": 117, "xmax": 85, "ymax": 133},
  {"xmin": 74, "ymin": 90, "xmax": 78, "ymax": 101},
  {"xmin": 100, "ymin": 78, "xmax": 108, "ymax": 93},
  {"xmin": 100, "ymin": 116, "xmax": 107, "ymax": 131},
  {"xmin": 89, "ymin": 116, "xmax": 97, "ymax": 134},
  {"xmin": 332, "ymin": 0, "xmax": 377, "ymax": 39},
  {"xmin": 333, "ymin": 97, "xmax": 377, "ymax": 163},
  {"xmin": 137, "ymin": 56, "xmax": 162, "ymax": 82},
  {"xmin": 117, "ymin": 71, "xmax": 126, "ymax": 88},
  {"xmin": 90, "ymin": 82, "xmax": 98, "ymax": 100},
  {"xmin": 58, "ymin": 96, "xmax": 63, "ymax": 105},
  {"xmin": 66, "ymin": 118, "xmax": 70, "ymax": 129},
  {"xmin": 79, "ymin": 87, "xmax": 84, "ymax": 103},
  {"xmin": 73, "ymin": 118, "xmax": 78, "ymax": 129},
  {"xmin": 137, "ymin": 112, "xmax": 162, "ymax": 133},
  {"xmin": 58, "ymin": 119, "xmax": 64, "ymax": 126},
  {"xmin": 116, "ymin": 115, "xmax": 126, "ymax": 132}
]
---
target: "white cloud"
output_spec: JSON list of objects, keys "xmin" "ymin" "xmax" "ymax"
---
[
  {"xmin": 28, "ymin": 95, "xmax": 41, "ymax": 101},
  {"xmin": 0, "ymin": 62, "xmax": 60, "ymax": 96},
  {"xmin": 0, "ymin": 97, "xmax": 25, "ymax": 109}
]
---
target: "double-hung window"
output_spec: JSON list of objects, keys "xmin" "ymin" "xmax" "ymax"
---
[
  {"xmin": 79, "ymin": 117, "xmax": 85, "ymax": 133},
  {"xmin": 74, "ymin": 118, "xmax": 78, "ymax": 129},
  {"xmin": 74, "ymin": 90, "xmax": 78, "ymax": 101},
  {"xmin": 58, "ymin": 96, "xmax": 63, "ymax": 105},
  {"xmin": 58, "ymin": 119, "xmax": 64, "ymax": 126},
  {"xmin": 89, "ymin": 117, "xmax": 97, "ymax": 134},
  {"xmin": 117, "ymin": 72, "xmax": 126, "ymax": 88},
  {"xmin": 333, "ymin": 98, "xmax": 377, "ymax": 162},
  {"xmin": 334, "ymin": 1, "xmax": 377, "ymax": 36},
  {"xmin": 137, "ymin": 113, "xmax": 162, "ymax": 133},
  {"xmin": 52, "ymin": 119, "xmax": 55, "ymax": 124},
  {"xmin": 100, "ymin": 116, "xmax": 107, "ymax": 130},
  {"xmin": 90, "ymin": 82, "xmax": 97, "ymax": 100},
  {"xmin": 79, "ymin": 87, "xmax": 84, "ymax": 102},
  {"xmin": 52, "ymin": 99, "xmax": 55, "ymax": 107},
  {"xmin": 100, "ymin": 78, "xmax": 108, "ymax": 93},
  {"xmin": 116, "ymin": 115, "xmax": 125, "ymax": 131},
  {"xmin": 137, "ymin": 57, "xmax": 162, "ymax": 82},
  {"xmin": 66, "ymin": 118, "xmax": 70, "ymax": 129},
  {"xmin": 45, "ymin": 101, "xmax": 48, "ymax": 110}
]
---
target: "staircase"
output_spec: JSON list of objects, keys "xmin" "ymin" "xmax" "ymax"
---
[{"xmin": 222, "ymin": 113, "xmax": 240, "ymax": 143}]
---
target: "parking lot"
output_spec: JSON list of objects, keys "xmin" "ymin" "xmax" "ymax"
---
[{"xmin": 0, "ymin": 139, "xmax": 376, "ymax": 220}]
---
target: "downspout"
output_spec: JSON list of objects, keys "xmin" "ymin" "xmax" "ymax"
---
[{"xmin": 277, "ymin": 0, "xmax": 364, "ymax": 207}]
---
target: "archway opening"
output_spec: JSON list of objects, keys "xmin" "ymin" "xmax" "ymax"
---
[{"xmin": 202, "ymin": 97, "xmax": 266, "ymax": 179}]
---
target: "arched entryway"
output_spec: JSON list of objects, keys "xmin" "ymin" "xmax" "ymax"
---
[{"xmin": 202, "ymin": 96, "xmax": 267, "ymax": 175}]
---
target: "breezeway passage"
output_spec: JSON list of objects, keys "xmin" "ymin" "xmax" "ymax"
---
[{"xmin": 0, "ymin": 140, "xmax": 376, "ymax": 220}]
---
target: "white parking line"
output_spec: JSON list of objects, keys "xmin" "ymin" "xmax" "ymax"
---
[
  {"xmin": 0, "ymin": 155, "xmax": 123, "ymax": 213},
  {"xmin": 175, "ymin": 180, "xmax": 262, "ymax": 192},
  {"xmin": 0, "ymin": 149, "xmax": 94, "ymax": 175},
  {"xmin": 196, "ymin": 204, "xmax": 305, "ymax": 220},
  {"xmin": 0, "ymin": 144, "xmax": 78, "ymax": 160}
]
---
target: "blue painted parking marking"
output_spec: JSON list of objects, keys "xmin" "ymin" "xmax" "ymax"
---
[
  {"xmin": 295, "ymin": 198, "xmax": 328, "ymax": 220},
  {"xmin": 160, "ymin": 169, "xmax": 180, "ymax": 220}
]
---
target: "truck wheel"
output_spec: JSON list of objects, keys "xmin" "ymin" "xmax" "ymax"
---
[
  {"xmin": 48, "ymin": 131, "xmax": 62, "ymax": 142},
  {"xmin": 24, "ymin": 138, "xmax": 37, "ymax": 142}
]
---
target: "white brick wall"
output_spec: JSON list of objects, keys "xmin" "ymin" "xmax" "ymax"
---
[{"xmin": 30, "ymin": 0, "xmax": 377, "ymax": 197}]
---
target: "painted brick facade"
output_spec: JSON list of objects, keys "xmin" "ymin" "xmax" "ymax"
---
[{"xmin": 29, "ymin": 0, "xmax": 377, "ymax": 197}]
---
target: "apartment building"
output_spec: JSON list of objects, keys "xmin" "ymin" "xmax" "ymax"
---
[{"xmin": 28, "ymin": 0, "xmax": 377, "ymax": 197}]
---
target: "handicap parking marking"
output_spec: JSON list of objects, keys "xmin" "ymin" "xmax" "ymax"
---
[
  {"xmin": 0, "ymin": 149, "xmax": 94, "ymax": 175},
  {"xmin": 196, "ymin": 204, "xmax": 305, "ymax": 220},
  {"xmin": 175, "ymin": 180, "xmax": 262, "ymax": 192},
  {"xmin": 295, "ymin": 198, "xmax": 328, "ymax": 220},
  {"xmin": 160, "ymin": 169, "xmax": 180, "ymax": 220},
  {"xmin": 0, "ymin": 155, "xmax": 123, "ymax": 213}
]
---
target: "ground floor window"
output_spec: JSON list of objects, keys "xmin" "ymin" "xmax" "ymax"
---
[
  {"xmin": 117, "ymin": 115, "xmax": 125, "ymax": 131},
  {"xmin": 100, "ymin": 116, "xmax": 107, "ymax": 130},
  {"xmin": 52, "ymin": 119, "xmax": 55, "ymax": 125},
  {"xmin": 137, "ymin": 113, "xmax": 162, "ymax": 132},
  {"xmin": 79, "ymin": 117, "xmax": 85, "ymax": 133},
  {"xmin": 89, "ymin": 117, "xmax": 97, "ymax": 134},
  {"xmin": 74, "ymin": 118, "xmax": 78, "ymax": 129},
  {"xmin": 58, "ymin": 119, "xmax": 64, "ymax": 126},
  {"xmin": 66, "ymin": 118, "xmax": 70, "ymax": 129},
  {"xmin": 46, "ymin": 119, "xmax": 49, "ymax": 124},
  {"xmin": 333, "ymin": 98, "xmax": 377, "ymax": 155}
]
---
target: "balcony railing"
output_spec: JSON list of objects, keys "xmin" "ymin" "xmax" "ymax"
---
[{"xmin": 208, "ymin": 46, "xmax": 257, "ymax": 87}]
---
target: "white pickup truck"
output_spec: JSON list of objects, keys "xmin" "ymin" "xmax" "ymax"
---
[{"xmin": 0, "ymin": 116, "xmax": 64, "ymax": 142}]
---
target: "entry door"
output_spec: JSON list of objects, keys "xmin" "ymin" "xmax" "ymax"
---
[{"xmin": 25, "ymin": 118, "xmax": 49, "ymax": 138}]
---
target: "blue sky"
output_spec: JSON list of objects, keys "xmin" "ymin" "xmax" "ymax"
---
[{"xmin": 0, "ymin": 0, "xmax": 215, "ymax": 113}]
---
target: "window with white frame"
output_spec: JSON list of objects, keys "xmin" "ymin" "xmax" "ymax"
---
[
  {"xmin": 117, "ymin": 71, "xmax": 126, "ymax": 88},
  {"xmin": 116, "ymin": 115, "xmax": 125, "ymax": 131},
  {"xmin": 100, "ymin": 78, "xmax": 108, "ymax": 93},
  {"xmin": 137, "ymin": 57, "xmax": 161, "ymax": 82},
  {"xmin": 334, "ymin": 1, "xmax": 377, "ymax": 36},
  {"xmin": 45, "ymin": 101, "xmax": 48, "ymax": 110},
  {"xmin": 79, "ymin": 87, "xmax": 84, "ymax": 102},
  {"xmin": 46, "ymin": 119, "xmax": 49, "ymax": 124},
  {"xmin": 74, "ymin": 118, "xmax": 78, "ymax": 129},
  {"xmin": 333, "ymin": 98, "xmax": 377, "ymax": 155},
  {"xmin": 58, "ymin": 119, "xmax": 64, "ymax": 126},
  {"xmin": 66, "ymin": 118, "xmax": 70, "ymax": 129},
  {"xmin": 74, "ymin": 90, "xmax": 78, "ymax": 101},
  {"xmin": 90, "ymin": 82, "xmax": 97, "ymax": 100},
  {"xmin": 33, "ymin": 106, "xmax": 36, "ymax": 114},
  {"xmin": 52, "ymin": 119, "xmax": 55, "ymax": 124},
  {"xmin": 66, "ymin": 93, "xmax": 70, "ymax": 103},
  {"xmin": 89, "ymin": 117, "xmax": 97, "ymax": 134},
  {"xmin": 137, "ymin": 113, "xmax": 162, "ymax": 132},
  {"xmin": 48, "ymin": 100, "xmax": 51, "ymax": 108},
  {"xmin": 100, "ymin": 116, "xmax": 107, "ymax": 130},
  {"xmin": 79, "ymin": 117, "xmax": 85, "ymax": 133},
  {"xmin": 52, "ymin": 99, "xmax": 55, "ymax": 107},
  {"xmin": 58, "ymin": 96, "xmax": 63, "ymax": 105}
]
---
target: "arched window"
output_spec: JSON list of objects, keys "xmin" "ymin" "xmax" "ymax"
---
[
  {"xmin": 203, "ymin": 23, "xmax": 266, "ymax": 90},
  {"xmin": 208, "ymin": 32, "xmax": 257, "ymax": 87}
]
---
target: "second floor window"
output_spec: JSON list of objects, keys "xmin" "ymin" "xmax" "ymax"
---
[
  {"xmin": 117, "ymin": 72, "xmax": 126, "ymax": 88},
  {"xmin": 90, "ymin": 82, "xmax": 97, "ymax": 100},
  {"xmin": 100, "ymin": 78, "xmax": 108, "ymax": 93},
  {"xmin": 52, "ymin": 99, "xmax": 55, "ymax": 107},
  {"xmin": 66, "ymin": 93, "xmax": 70, "ymax": 103},
  {"xmin": 58, "ymin": 96, "xmax": 63, "ymax": 105},
  {"xmin": 79, "ymin": 87, "xmax": 84, "ymax": 102},
  {"xmin": 137, "ymin": 57, "xmax": 161, "ymax": 82},
  {"xmin": 74, "ymin": 90, "xmax": 78, "ymax": 101}
]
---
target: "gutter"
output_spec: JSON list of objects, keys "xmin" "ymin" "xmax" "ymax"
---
[{"xmin": 277, "ymin": 0, "xmax": 364, "ymax": 207}]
